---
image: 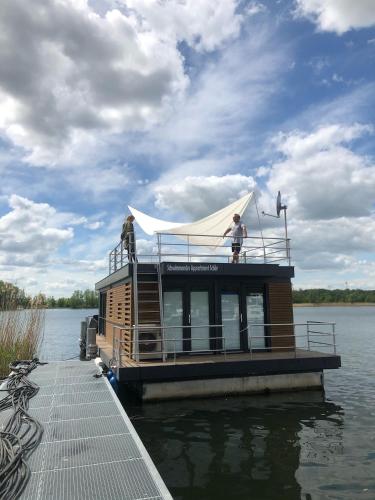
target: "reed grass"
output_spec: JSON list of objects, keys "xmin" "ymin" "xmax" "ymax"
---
[{"xmin": 0, "ymin": 297, "xmax": 45, "ymax": 379}]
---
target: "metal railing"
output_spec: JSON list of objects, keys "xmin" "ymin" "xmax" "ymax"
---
[
  {"xmin": 109, "ymin": 232, "xmax": 291, "ymax": 273},
  {"xmin": 242, "ymin": 321, "xmax": 336, "ymax": 359},
  {"xmin": 111, "ymin": 323, "xmax": 225, "ymax": 366},
  {"xmin": 99, "ymin": 318, "xmax": 337, "ymax": 368}
]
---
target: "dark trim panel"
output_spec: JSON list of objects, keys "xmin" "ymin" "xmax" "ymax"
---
[
  {"xmin": 96, "ymin": 262, "xmax": 295, "ymax": 291},
  {"xmin": 115, "ymin": 355, "xmax": 341, "ymax": 382}
]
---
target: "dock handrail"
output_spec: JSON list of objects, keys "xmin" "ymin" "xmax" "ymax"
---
[{"xmin": 109, "ymin": 232, "xmax": 291, "ymax": 274}]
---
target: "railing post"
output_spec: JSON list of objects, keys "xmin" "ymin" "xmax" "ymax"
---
[
  {"xmin": 307, "ymin": 322, "xmax": 311, "ymax": 351},
  {"xmin": 263, "ymin": 242, "xmax": 267, "ymax": 264},
  {"xmin": 133, "ymin": 271, "xmax": 139, "ymax": 363},
  {"xmin": 332, "ymin": 323, "xmax": 336, "ymax": 355},
  {"xmin": 119, "ymin": 328, "xmax": 122, "ymax": 368},
  {"xmin": 120, "ymin": 242, "xmax": 124, "ymax": 268},
  {"xmin": 294, "ymin": 323, "xmax": 297, "ymax": 358},
  {"xmin": 112, "ymin": 326, "xmax": 115, "ymax": 361},
  {"xmin": 132, "ymin": 230, "xmax": 137, "ymax": 263},
  {"xmin": 187, "ymin": 234, "xmax": 190, "ymax": 262},
  {"xmin": 249, "ymin": 328, "xmax": 253, "ymax": 360},
  {"xmin": 157, "ymin": 233, "xmax": 161, "ymax": 264}
]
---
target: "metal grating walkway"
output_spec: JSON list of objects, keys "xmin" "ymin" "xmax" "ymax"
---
[{"xmin": 1, "ymin": 360, "xmax": 172, "ymax": 500}]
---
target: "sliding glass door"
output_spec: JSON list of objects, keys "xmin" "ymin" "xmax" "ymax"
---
[
  {"xmin": 190, "ymin": 291, "xmax": 210, "ymax": 352},
  {"xmin": 246, "ymin": 293, "xmax": 265, "ymax": 350},
  {"xmin": 163, "ymin": 291, "xmax": 183, "ymax": 355},
  {"xmin": 221, "ymin": 292, "xmax": 241, "ymax": 350}
]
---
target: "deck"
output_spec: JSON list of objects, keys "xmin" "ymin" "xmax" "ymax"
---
[
  {"xmin": 97, "ymin": 336, "xmax": 341, "ymax": 383},
  {"xmin": 0, "ymin": 360, "xmax": 172, "ymax": 500}
]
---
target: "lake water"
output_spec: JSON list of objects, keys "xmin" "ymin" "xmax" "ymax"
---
[
  {"xmin": 39, "ymin": 308, "xmax": 97, "ymax": 361},
  {"xmin": 39, "ymin": 307, "xmax": 375, "ymax": 500}
]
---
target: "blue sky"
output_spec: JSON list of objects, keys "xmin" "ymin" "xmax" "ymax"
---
[{"xmin": 0, "ymin": 0, "xmax": 374, "ymax": 296}]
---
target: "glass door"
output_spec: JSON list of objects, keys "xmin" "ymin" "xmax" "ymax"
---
[
  {"xmin": 163, "ymin": 291, "xmax": 183, "ymax": 356},
  {"xmin": 190, "ymin": 291, "xmax": 210, "ymax": 352},
  {"xmin": 221, "ymin": 292, "xmax": 241, "ymax": 350},
  {"xmin": 246, "ymin": 293, "xmax": 265, "ymax": 350}
]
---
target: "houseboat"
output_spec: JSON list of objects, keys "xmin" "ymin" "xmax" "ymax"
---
[{"xmin": 95, "ymin": 193, "xmax": 341, "ymax": 400}]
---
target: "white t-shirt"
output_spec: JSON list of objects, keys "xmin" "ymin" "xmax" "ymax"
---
[{"xmin": 229, "ymin": 221, "xmax": 246, "ymax": 244}]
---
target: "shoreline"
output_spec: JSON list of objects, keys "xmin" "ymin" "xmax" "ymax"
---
[{"xmin": 293, "ymin": 302, "xmax": 375, "ymax": 307}]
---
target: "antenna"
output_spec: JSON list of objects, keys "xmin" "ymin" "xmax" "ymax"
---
[
  {"xmin": 261, "ymin": 191, "xmax": 290, "ymax": 265},
  {"xmin": 276, "ymin": 190, "xmax": 287, "ymax": 216}
]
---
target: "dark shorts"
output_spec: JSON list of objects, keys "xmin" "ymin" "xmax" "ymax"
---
[{"xmin": 232, "ymin": 243, "xmax": 241, "ymax": 254}]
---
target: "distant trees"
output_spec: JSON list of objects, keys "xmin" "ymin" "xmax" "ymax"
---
[
  {"xmin": 2, "ymin": 278, "xmax": 375, "ymax": 310},
  {"xmin": 293, "ymin": 288, "xmax": 375, "ymax": 304},
  {"xmin": 0, "ymin": 280, "xmax": 30, "ymax": 310},
  {"xmin": 0, "ymin": 280, "xmax": 98, "ymax": 310},
  {"xmin": 46, "ymin": 290, "xmax": 98, "ymax": 309}
]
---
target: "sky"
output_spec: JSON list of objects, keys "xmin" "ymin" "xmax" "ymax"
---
[{"xmin": 0, "ymin": 0, "xmax": 374, "ymax": 297}]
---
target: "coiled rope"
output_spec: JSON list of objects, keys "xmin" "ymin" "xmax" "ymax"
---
[{"xmin": 0, "ymin": 358, "xmax": 47, "ymax": 500}]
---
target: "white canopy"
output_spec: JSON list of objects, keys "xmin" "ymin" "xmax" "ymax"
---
[
  {"xmin": 129, "ymin": 192, "xmax": 253, "ymax": 248},
  {"xmin": 128, "ymin": 205, "xmax": 186, "ymax": 235}
]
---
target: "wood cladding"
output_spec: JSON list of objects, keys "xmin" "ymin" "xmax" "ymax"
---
[
  {"xmin": 105, "ymin": 283, "xmax": 133, "ymax": 356},
  {"xmin": 267, "ymin": 282, "xmax": 295, "ymax": 351}
]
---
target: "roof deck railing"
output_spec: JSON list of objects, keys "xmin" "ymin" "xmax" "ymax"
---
[{"xmin": 109, "ymin": 232, "xmax": 291, "ymax": 274}]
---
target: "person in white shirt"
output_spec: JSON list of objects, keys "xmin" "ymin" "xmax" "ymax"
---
[{"xmin": 223, "ymin": 214, "xmax": 248, "ymax": 264}]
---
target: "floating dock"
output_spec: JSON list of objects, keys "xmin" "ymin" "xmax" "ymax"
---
[{"xmin": 1, "ymin": 360, "xmax": 172, "ymax": 500}]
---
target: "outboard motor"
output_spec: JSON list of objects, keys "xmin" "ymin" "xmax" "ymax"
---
[
  {"xmin": 80, "ymin": 317, "xmax": 98, "ymax": 360},
  {"xmin": 86, "ymin": 316, "xmax": 98, "ymax": 359}
]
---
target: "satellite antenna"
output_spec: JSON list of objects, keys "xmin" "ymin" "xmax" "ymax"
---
[{"xmin": 262, "ymin": 191, "xmax": 290, "ymax": 264}]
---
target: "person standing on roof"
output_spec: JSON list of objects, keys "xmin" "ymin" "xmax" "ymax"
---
[
  {"xmin": 223, "ymin": 213, "xmax": 247, "ymax": 264},
  {"xmin": 121, "ymin": 215, "xmax": 137, "ymax": 262}
]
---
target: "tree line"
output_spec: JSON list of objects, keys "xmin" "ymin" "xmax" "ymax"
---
[
  {"xmin": 293, "ymin": 288, "xmax": 375, "ymax": 304},
  {"xmin": 2, "ymin": 280, "xmax": 375, "ymax": 310},
  {"xmin": 0, "ymin": 281, "xmax": 98, "ymax": 310}
]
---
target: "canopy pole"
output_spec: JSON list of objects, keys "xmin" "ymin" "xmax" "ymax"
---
[{"xmin": 254, "ymin": 193, "xmax": 266, "ymax": 263}]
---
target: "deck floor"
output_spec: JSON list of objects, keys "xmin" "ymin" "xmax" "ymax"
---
[
  {"xmin": 0, "ymin": 360, "xmax": 172, "ymax": 500},
  {"xmin": 97, "ymin": 335, "xmax": 333, "ymax": 368}
]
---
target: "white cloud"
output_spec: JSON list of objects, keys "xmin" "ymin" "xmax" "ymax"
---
[
  {"xmin": 0, "ymin": 0, "xmax": 245, "ymax": 166},
  {"xmin": 0, "ymin": 200, "xmax": 112, "ymax": 296},
  {"xmin": 246, "ymin": 2, "xmax": 267, "ymax": 17},
  {"xmin": 291, "ymin": 216, "xmax": 375, "ymax": 259},
  {"xmin": 268, "ymin": 123, "xmax": 375, "ymax": 219},
  {"xmin": 60, "ymin": 258, "xmax": 107, "ymax": 272},
  {"xmin": 0, "ymin": 194, "xmax": 106, "ymax": 269},
  {"xmin": 129, "ymin": 26, "xmax": 288, "ymax": 177},
  {"xmin": 295, "ymin": 0, "xmax": 375, "ymax": 34},
  {"xmin": 124, "ymin": 0, "xmax": 243, "ymax": 52},
  {"xmin": 0, "ymin": 195, "xmax": 74, "ymax": 266},
  {"xmin": 256, "ymin": 123, "xmax": 375, "ymax": 281},
  {"xmin": 154, "ymin": 174, "xmax": 257, "ymax": 219},
  {"xmin": 84, "ymin": 221, "xmax": 104, "ymax": 230}
]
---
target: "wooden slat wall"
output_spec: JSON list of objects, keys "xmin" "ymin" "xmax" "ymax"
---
[
  {"xmin": 268, "ymin": 282, "xmax": 295, "ymax": 351},
  {"xmin": 105, "ymin": 283, "xmax": 133, "ymax": 356}
]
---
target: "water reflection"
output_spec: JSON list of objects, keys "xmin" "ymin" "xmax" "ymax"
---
[{"xmin": 122, "ymin": 392, "xmax": 344, "ymax": 500}]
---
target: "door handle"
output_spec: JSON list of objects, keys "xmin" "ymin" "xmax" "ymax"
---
[
  {"xmin": 240, "ymin": 313, "xmax": 243, "ymax": 323},
  {"xmin": 188, "ymin": 313, "xmax": 191, "ymax": 324}
]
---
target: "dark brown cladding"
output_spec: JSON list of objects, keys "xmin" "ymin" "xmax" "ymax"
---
[{"xmin": 267, "ymin": 282, "xmax": 295, "ymax": 351}]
